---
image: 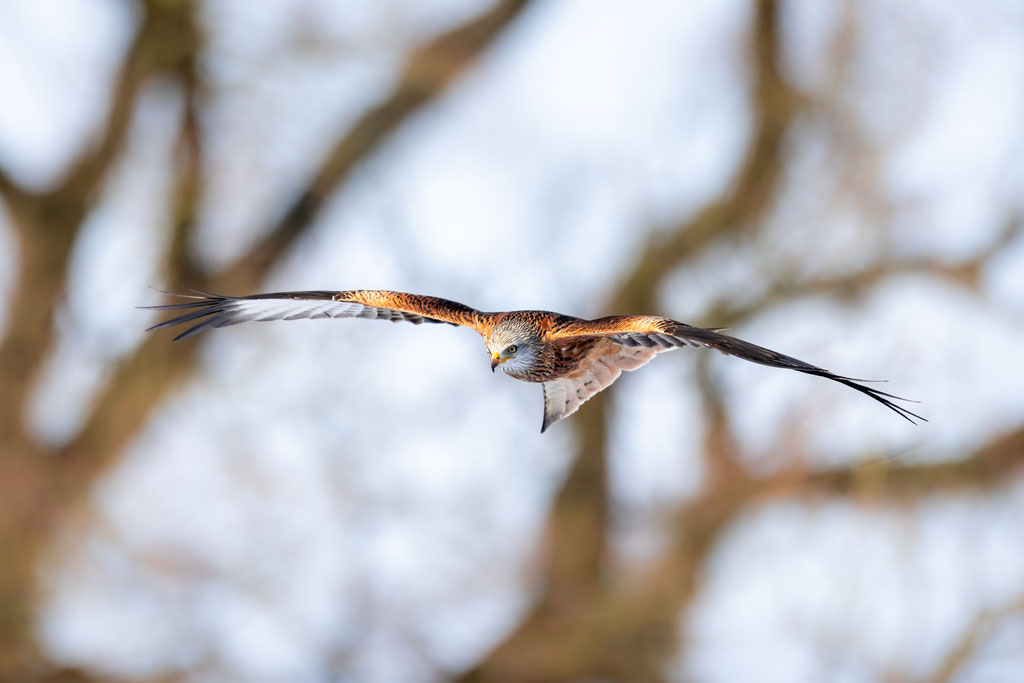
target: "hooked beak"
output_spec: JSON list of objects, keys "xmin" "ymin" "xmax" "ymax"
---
[{"xmin": 491, "ymin": 353, "xmax": 501, "ymax": 372}]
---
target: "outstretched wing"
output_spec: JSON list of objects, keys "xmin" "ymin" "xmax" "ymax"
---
[
  {"xmin": 143, "ymin": 290, "xmax": 494, "ymax": 341},
  {"xmin": 548, "ymin": 315, "xmax": 925, "ymax": 424}
]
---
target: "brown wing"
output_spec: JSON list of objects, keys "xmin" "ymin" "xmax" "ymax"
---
[
  {"xmin": 143, "ymin": 290, "xmax": 494, "ymax": 341},
  {"xmin": 548, "ymin": 315, "xmax": 925, "ymax": 424}
]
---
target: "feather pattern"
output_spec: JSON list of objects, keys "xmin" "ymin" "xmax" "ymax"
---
[
  {"xmin": 142, "ymin": 290, "xmax": 492, "ymax": 341},
  {"xmin": 540, "ymin": 344, "xmax": 659, "ymax": 432},
  {"xmin": 548, "ymin": 315, "xmax": 925, "ymax": 424},
  {"xmin": 145, "ymin": 290, "xmax": 925, "ymax": 429}
]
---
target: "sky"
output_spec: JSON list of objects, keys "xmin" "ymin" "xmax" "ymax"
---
[{"xmin": 1, "ymin": 0, "xmax": 1024, "ymax": 681}]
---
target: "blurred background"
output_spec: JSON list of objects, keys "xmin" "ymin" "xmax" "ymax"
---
[{"xmin": 1, "ymin": 0, "xmax": 1023, "ymax": 681}]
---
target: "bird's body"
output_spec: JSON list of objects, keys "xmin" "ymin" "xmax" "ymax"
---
[{"xmin": 144, "ymin": 289, "xmax": 923, "ymax": 432}]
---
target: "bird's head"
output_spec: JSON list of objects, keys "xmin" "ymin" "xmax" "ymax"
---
[{"xmin": 486, "ymin": 319, "xmax": 541, "ymax": 375}]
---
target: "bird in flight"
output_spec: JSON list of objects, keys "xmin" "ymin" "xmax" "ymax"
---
[{"xmin": 145, "ymin": 289, "xmax": 924, "ymax": 432}]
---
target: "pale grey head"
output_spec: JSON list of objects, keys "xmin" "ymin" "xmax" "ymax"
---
[{"xmin": 486, "ymin": 318, "xmax": 543, "ymax": 375}]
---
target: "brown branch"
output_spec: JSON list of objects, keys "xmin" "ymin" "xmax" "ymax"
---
[
  {"xmin": 795, "ymin": 424, "xmax": 1024, "ymax": 501},
  {"xmin": 610, "ymin": 0, "xmax": 797, "ymax": 316},
  {"xmin": 924, "ymin": 588, "xmax": 1024, "ymax": 683},
  {"xmin": 56, "ymin": 0, "xmax": 536, "ymax": 478},
  {"xmin": 0, "ymin": 1, "xmax": 537, "ymax": 677},
  {"xmin": 459, "ymin": 474, "xmax": 753, "ymax": 683},
  {"xmin": 55, "ymin": 0, "xmax": 198, "ymax": 210},
  {"xmin": 0, "ymin": 164, "xmax": 28, "ymax": 211},
  {"xmin": 459, "ymin": 2, "xmax": 800, "ymax": 680},
  {"xmin": 542, "ymin": 398, "xmax": 611, "ymax": 607},
  {"xmin": 0, "ymin": 0, "xmax": 198, "ymax": 430},
  {"xmin": 53, "ymin": 0, "xmax": 537, "ymax": 513},
  {"xmin": 219, "ymin": 0, "xmax": 534, "ymax": 290},
  {"xmin": 0, "ymin": 0, "xmax": 198, "ymax": 241},
  {"xmin": 0, "ymin": 3, "xmax": 202, "ymax": 675},
  {"xmin": 702, "ymin": 212, "xmax": 1024, "ymax": 329},
  {"xmin": 491, "ymin": 419, "xmax": 1024, "ymax": 683}
]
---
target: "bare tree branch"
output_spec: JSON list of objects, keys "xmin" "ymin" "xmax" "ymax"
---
[
  {"xmin": 57, "ymin": 1, "xmax": 198, "ymax": 208},
  {"xmin": 610, "ymin": 0, "xmax": 797, "ymax": 317},
  {"xmin": 0, "ymin": 1, "xmax": 538, "ymax": 677},
  {"xmin": 220, "ymin": 0, "xmax": 533, "ymax": 288},
  {"xmin": 0, "ymin": 164, "xmax": 28, "ymax": 210},
  {"xmin": 459, "ymin": 2, "xmax": 800, "ymax": 680},
  {"xmin": 703, "ymin": 212, "xmax": 1024, "ymax": 329},
  {"xmin": 923, "ymin": 588, "xmax": 1024, "ymax": 683},
  {"xmin": 0, "ymin": 0, "xmax": 199, "ymax": 428},
  {"xmin": 796, "ymin": 424, "xmax": 1024, "ymax": 501},
  {"xmin": 1, "ymin": 1, "xmax": 1015, "ymax": 680},
  {"xmin": 0, "ymin": 2, "xmax": 202, "ymax": 674},
  {"xmin": 59, "ymin": 0, "xmax": 537, "ymax": 481},
  {"xmin": 492, "ymin": 416, "xmax": 1024, "ymax": 683}
]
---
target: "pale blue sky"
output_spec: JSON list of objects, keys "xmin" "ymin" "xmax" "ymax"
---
[{"xmin": 2, "ymin": 1, "xmax": 1023, "ymax": 680}]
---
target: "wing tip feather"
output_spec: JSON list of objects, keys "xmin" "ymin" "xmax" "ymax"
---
[{"xmin": 824, "ymin": 373, "xmax": 927, "ymax": 424}]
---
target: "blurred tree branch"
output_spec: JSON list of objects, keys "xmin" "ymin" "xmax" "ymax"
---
[
  {"xmin": 230, "ymin": 0, "xmax": 533, "ymax": 283},
  {"xmin": 462, "ymin": 420, "xmax": 1024, "ymax": 683},
  {"xmin": 0, "ymin": 164, "xmax": 27, "ymax": 209},
  {"xmin": 0, "ymin": 0, "xmax": 197, "ymax": 452},
  {"xmin": 0, "ymin": 0, "xmax": 534, "ymax": 677},
  {"xmin": 706, "ymin": 211, "xmax": 1024, "ymax": 327},
  {"xmin": 924, "ymin": 587, "xmax": 1024, "ymax": 683},
  {"xmin": 59, "ymin": 0, "xmax": 535, "ymax": 486},
  {"xmin": 609, "ymin": 0, "xmax": 796, "ymax": 318},
  {"xmin": 802, "ymin": 424, "xmax": 1024, "ymax": 500},
  {"xmin": 460, "ymin": 2, "xmax": 800, "ymax": 680},
  {"xmin": 456, "ymin": 1, "xmax": 1024, "ymax": 679},
  {"xmin": 0, "ymin": 0, "xmax": 1019, "ymax": 680},
  {"xmin": 0, "ymin": 2, "xmax": 200, "ymax": 676}
]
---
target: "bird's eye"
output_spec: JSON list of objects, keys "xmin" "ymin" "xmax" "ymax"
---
[{"xmin": 504, "ymin": 345, "xmax": 518, "ymax": 355}]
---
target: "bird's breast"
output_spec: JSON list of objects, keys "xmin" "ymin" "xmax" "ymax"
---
[
  {"xmin": 502, "ymin": 363, "xmax": 555, "ymax": 383},
  {"xmin": 504, "ymin": 341, "xmax": 597, "ymax": 383}
]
